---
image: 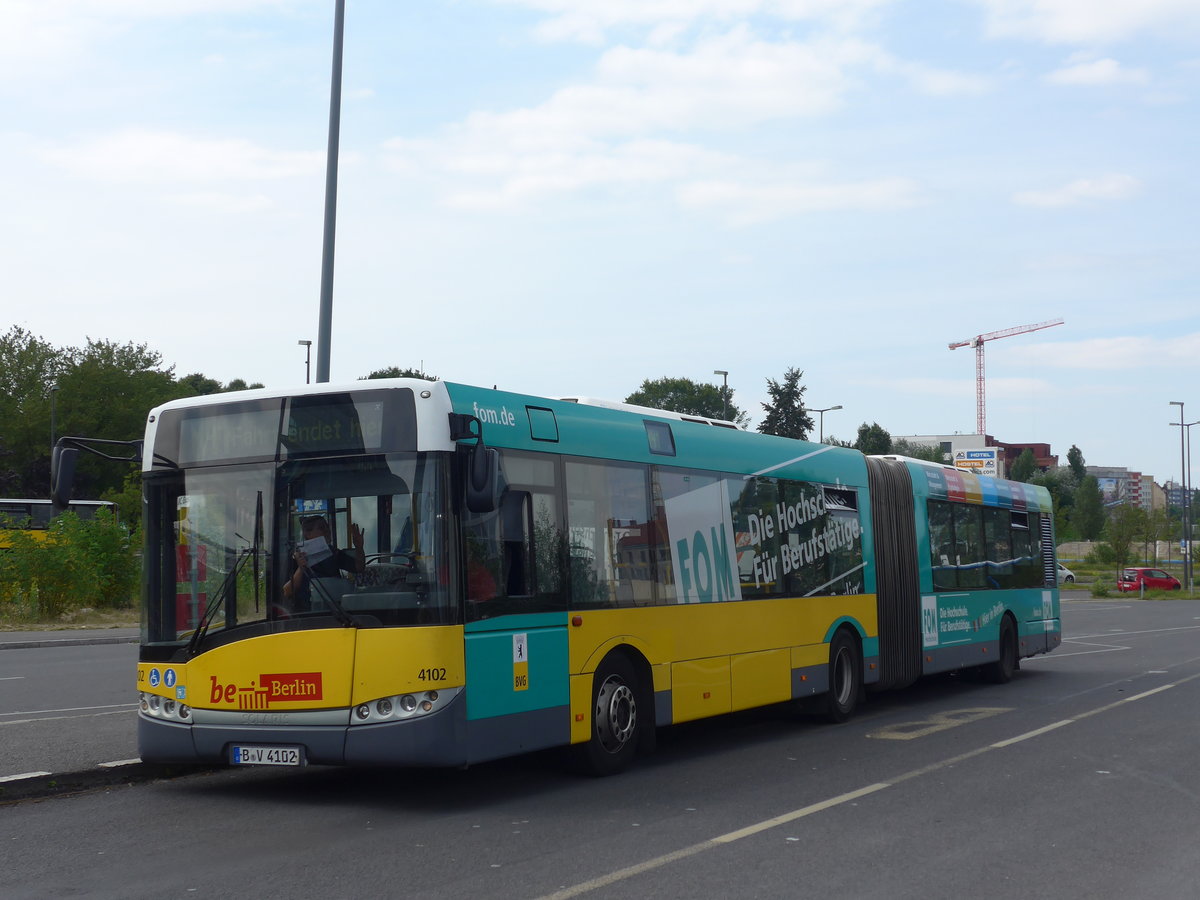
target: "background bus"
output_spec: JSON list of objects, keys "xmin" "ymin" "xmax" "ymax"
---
[
  {"xmin": 132, "ymin": 379, "xmax": 1060, "ymax": 775},
  {"xmin": 0, "ymin": 498, "xmax": 116, "ymax": 548}
]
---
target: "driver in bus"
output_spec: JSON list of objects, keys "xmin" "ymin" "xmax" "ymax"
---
[{"xmin": 283, "ymin": 514, "xmax": 366, "ymax": 610}]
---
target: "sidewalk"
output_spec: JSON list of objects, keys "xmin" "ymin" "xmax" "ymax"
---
[{"xmin": 0, "ymin": 627, "xmax": 139, "ymax": 650}]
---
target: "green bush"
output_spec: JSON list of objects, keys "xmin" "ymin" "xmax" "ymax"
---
[
  {"xmin": 1090, "ymin": 577, "xmax": 1112, "ymax": 598},
  {"xmin": 0, "ymin": 509, "xmax": 138, "ymax": 621},
  {"xmin": 1085, "ymin": 543, "xmax": 1117, "ymax": 565}
]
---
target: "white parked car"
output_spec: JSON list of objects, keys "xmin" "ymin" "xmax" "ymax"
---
[{"xmin": 1057, "ymin": 563, "xmax": 1076, "ymax": 584}]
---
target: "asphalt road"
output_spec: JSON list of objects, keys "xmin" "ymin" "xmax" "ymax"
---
[
  {"xmin": 3, "ymin": 600, "xmax": 1200, "ymax": 899},
  {"xmin": 0, "ymin": 631, "xmax": 139, "ymax": 778}
]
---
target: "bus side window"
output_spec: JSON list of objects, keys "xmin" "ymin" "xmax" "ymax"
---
[
  {"xmin": 565, "ymin": 460, "xmax": 653, "ymax": 608},
  {"xmin": 465, "ymin": 450, "xmax": 564, "ymax": 619},
  {"xmin": 928, "ymin": 500, "xmax": 957, "ymax": 591}
]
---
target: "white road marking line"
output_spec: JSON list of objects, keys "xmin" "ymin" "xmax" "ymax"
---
[
  {"xmin": 0, "ymin": 771, "xmax": 52, "ymax": 782},
  {"xmin": 1070, "ymin": 625, "xmax": 1200, "ymax": 640},
  {"xmin": 0, "ymin": 709, "xmax": 135, "ymax": 726},
  {"xmin": 534, "ymin": 669, "xmax": 1200, "ymax": 900},
  {"xmin": 0, "ymin": 703, "xmax": 135, "ymax": 718}
]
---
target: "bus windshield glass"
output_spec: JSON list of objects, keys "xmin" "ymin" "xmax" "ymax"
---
[{"xmin": 142, "ymin": 452, "xmax": 451, "ymax": 649}]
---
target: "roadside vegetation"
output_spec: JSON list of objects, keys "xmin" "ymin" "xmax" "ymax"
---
[{"xmin": 0, "ymin": 509, "xmax": 139, "ymax": 628}]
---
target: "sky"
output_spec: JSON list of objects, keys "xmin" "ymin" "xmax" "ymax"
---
[{"xmin": 3, "ymin": 0, "xmax": 1199, "ymax": 484}]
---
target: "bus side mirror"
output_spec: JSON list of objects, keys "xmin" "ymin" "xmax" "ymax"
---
[
  {"xmin": 51, "ymin": 445, "xmax": 79, "ymax": 512},
  {"xmin": 466, "ymin": 444, "xmax": 500, "ymax": 513}
]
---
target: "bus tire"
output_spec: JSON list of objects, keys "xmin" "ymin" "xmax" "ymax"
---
[
  {"xmin": 824, "ymin": 629, "xmax": 862, "ymax": 723},
  {"xmin": 575, "ymin": 653, "xmax": 641, "ymax": 777},
  {"xmin": 983, "ymin": 615, "xmax": 1018, "ymax": 684}
]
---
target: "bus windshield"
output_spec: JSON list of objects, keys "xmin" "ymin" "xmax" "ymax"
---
[{"xmin": 142, "ymin": 453, "xmax": 451, "ymax": 650}]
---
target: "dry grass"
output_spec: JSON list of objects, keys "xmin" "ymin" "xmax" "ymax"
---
[{"xmin": 0, "ymin": 606, "xmax": 138, "ymax": 632}]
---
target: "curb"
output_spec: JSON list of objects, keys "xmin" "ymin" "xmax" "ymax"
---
[
  {"xmin": 0, "ymin": 761, "xmax": 213, "ymax": 804},
  {"xmin": 0, "ymin": 634, "xmax": 139, "ymax": 651}
]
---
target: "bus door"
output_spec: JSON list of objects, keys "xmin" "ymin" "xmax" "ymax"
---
[{"xmin": 461, "ymin": 454, "xmax": 569, "ymax": 763}]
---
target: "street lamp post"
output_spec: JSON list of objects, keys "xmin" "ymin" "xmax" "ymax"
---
[
  {"xmin": 49, "ymin": 384, "xmax": 60, "ymax": 456},
  {"xmin": 713, "ymin": 370, "xmax": 729, "ymax": 420},
  {"xmin": 315, "ymin": 0, "xmax": 346, "ymax": 384},
  {"xmin": 1170, "ymin": 411, "xmax": 1198, "ymax": 592},
  {"xmin": 1170, "ymin": 401, "xmax": 1190, "ymax": 591},
  {"xmin": 298, "ymin": 340, "xmax": 313, "ymax": 384},
  {"xmin": 812, "ymin": 405, "xmax": 843, "ymax": 443},
  {"xmin": 1188, "ymin": 420, "xmax": 1197, "ymax": 592}
]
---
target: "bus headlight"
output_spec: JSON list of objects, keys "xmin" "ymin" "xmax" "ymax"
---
[
  {"xmin": 350, "ymin": 687, "xmax": 461, "ymax": 725},
  {"xmin": 139, "ymin": 692, "xmax": 192, "ymax": 723}
]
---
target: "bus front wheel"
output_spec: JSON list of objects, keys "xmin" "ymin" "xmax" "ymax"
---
[
  {"xmin": 824, "ymin": 629, "xmax": 862, "ymax": 723},
  {"xmin": 575, "ymin": 654, "xmax": 641, "ymax": 776}
]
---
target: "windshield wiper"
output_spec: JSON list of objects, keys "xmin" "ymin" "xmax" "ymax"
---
[
  {"xmin": 308, "ymin": 575, "xmax": 356, "ymax": 627},
  {"xmin": 185, "ymin": 549, "xmax": 253, "ymax": 658}
]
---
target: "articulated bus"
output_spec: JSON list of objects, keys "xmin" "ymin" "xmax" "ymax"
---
[
  {"xmin": 0, "ymin": 499, "xmax": 116, "ymax": 549},
  {"xmin": 134, "ymin": 379, "xmax": 1061, "ymax": 774}
]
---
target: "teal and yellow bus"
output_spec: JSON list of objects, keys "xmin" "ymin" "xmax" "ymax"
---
[{"xmin": 134, "ymin": 379, "xmax": 1060, "ymax": 774}]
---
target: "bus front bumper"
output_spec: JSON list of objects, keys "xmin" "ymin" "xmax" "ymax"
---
[{"xmin": 137, "ymin": 691, "xmax": 468, "ymax": 768}]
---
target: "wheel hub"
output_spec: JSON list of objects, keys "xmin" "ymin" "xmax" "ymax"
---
[{"xmin": 595, "ymin": 676, "xmax": 636, "ymax": 753}]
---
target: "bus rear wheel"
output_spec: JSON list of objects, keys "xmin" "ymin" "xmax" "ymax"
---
[
  {"xmin": 575, "ymin": 654, "xmax": 641, "ymax": 776},
  {"xmin": 983, "ymin": 616, "xmax": 1018, "ymax": 684},
  {"xmin": 824, "ymin": 629, "xmax": 862, "ymax": 723}
]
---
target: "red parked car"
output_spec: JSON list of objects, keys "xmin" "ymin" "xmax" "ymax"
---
[{"xmin": 1116, "ymin": 567, "xmax": 1182, "ymax": 592}]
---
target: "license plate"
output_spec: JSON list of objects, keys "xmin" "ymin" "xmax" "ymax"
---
[{"xmin": 230, "ymin": 744, "xmax": 305, "ymax": 766}]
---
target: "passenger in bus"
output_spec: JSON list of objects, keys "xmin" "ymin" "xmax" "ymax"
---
[{"xmin": 283, "ymin": 514, "xmax": 365, "ymax": 609}]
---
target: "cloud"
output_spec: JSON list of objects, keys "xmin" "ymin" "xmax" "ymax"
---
[
  {"xmin": 382, "ymin": 27, "xmax": 975, "ymax": 217},
  {"xmin": 499, "ymin": 0, "xmax": 898, "ymax": 45},
  {"xmin": 41, "ymin": 129, "xmax": 324, "ymax": 184},
  {"xmin": 888, "ymin": 377, "xmax": 975, "ymax": 399},
  {"xmin": 1046, "ymin": 57, "xmax": 1151, "ymax": 85},
  {"xmin": 0, "ymin": 0, "xmax": 286, "ymax": 79},
  {"xmin": 973, "ymin": 0, "xmax": 1200, "ymax": 44},
  {"xmin": 1012, "ymin": 173, "xmax": 1141, "ymax": 208},
  {"xmin": 676, "ymin": 175, "xmax": 922, "ymax": 224},
  {"xmin": 167, "ymin": 191, "xmax": 275, "ymax": 213},
  {"xmin": 1012, "ymin": 334, "xmax": 1200, "ymax": 369}
]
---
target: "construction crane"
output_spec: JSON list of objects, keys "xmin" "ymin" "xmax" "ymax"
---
[{"xmin": 949, "ymin": 318, "xmax": 1064, "ymax": 435}]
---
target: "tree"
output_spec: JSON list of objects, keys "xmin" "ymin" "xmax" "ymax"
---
[
  {"xmin": 0, "ymin": 326, "xmax": 66, "ymax": 496},
  {"xmin": 178, "ymin": 372, "xmax": 223, "ymax": 396},
  {"xmin": 53, "ymin": 339, "xmax": 183, "ymax": 499},
  {"xmin": 1142, "ymin": 507, "xmax": 1173, "ymax": 564},
  {"xmin": 101, "ymin": 469, "xmax": 145, "ymax": 534},
  {"xmin": 1104, "ymin": 504, "xmax": 1145, "ymax": 568},
  {"xmin": 892, "ymin": 438, "xmax": 944, "ymax": 463},
  {"xmin": 853, "ymin": 422, "xmax": 892, "ymax": 456},
  {"xmin": 362, "ymin": 366, "xmax": 439, "ymax": 381},
  {"xmin": 1031, "ymin": 468, "xmax": 1076, "ymax": 541},
  {"xmin": 1073, "ymin": 476, "xmax": 1105, "ymax": 541},
  {"xmin": 625, "ymin": 376, "xmax": 746, "ymax": 425},
  {"xmin": 1009, "ymin": 448, "xmax": 1037, "ymax": 483},
  {"xmin": 1067, "ymin": 445, "xmax": 1086, "ymax": 482},
  {"xmin": 757, "ymin": 367, "xmax": 814, "ymax": 440}
]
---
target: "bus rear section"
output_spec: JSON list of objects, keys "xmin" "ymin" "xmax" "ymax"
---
[{"xmin": 867, "ymin": 455, "xmax": 1061, "ymax": 691}]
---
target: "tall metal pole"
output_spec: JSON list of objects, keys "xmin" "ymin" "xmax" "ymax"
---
[
  {"xmin": 298, "ymin": 340, "xmax": 312, "ymax": 384},
  {"xmin": 315, "ymin": 0, "xmax": 345, "ymax": 384},
  {"xmin": 1171, "ymin": 401, "xmax": 1187, "ymax": 588},
  {"xmin": 49, "ymin": 384, "xmax": 59, "ymax": 457},
  {"xmin": 1187, "ymin": 421, "xmax": 1197, "ymax": 591},
  {"xmin": 713, "ymin": 370, "xmax": 728, "ymax": 420},
  {"xmin": 812, "ymin": 405, "xmax": 843, "ymax": 443}
]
